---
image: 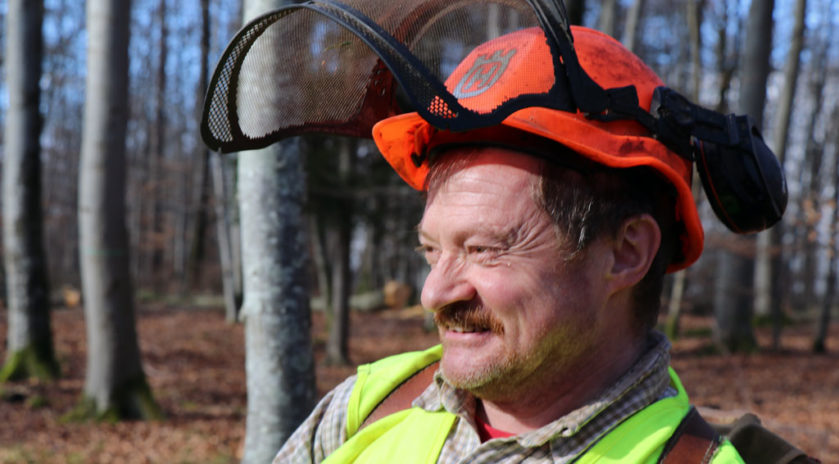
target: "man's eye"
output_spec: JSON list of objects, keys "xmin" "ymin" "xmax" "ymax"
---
[
  {"xmin": 468, "ymin": 246, "xmax": 501, "ymax": 263},
  {"xmin": 416, "ymin": 244, "xmax": 439, "ymax": 264}
]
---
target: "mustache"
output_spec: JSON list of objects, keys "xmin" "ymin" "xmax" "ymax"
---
[{"xmin": 434, "ymin": 301, "xmax": 504, "ymax": 334}]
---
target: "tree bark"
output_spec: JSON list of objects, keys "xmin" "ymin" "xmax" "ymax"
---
[
  {"xmin": 211, "ymin": 152, "xmax": 241, "ymax": 323},
  {"xmin": 149, "ymin": 0, "xmax": 169, "ymax": 281},
  {"xmin": 797, "ymin": 42, "xmax": 829, "ymax": 310},
  {"xmin": 74, "ymin": 0, "xmax": 161, "ymax": 420},
  {"xmin": 713, "ymin": 2, "xmax": 741, "ymax": 114},
  {"xmin": 814, "ymin": 106, "xmax": 839, "ymax": 353},
  {"xmin": 597, "ymin": 0, "xmax": 617, "ymax": 37},
  {"xmin": 756, "ymin": 0, "xmax": 806, "ymax": 349},
  {"xmin": 189, "ymin": 0, "xmax": 212, "ymax": 289},
  {"xmin": 713, "ymin": 0, "xmax": 774, "ymax": 353},
  {"xmin": 1, "ymin": 0, "xmax": 59, "ymax": 382},
  {"xmin": 565, "ymin": 0, "xmax": 586, "ymax": 26},
  {"xmin": 621, "ymin": 0, "xmax": 645, "ymax": 52},
  {"xmin": 239, "ymin": 1, "xmax": 317, "ymax": 461},
  {"xmin": 325, "ymin": 139, "xmax": 354, "ymax": 366},
  {"xmin": 665, "ymin": 1, "xmax": 702, "ymax": 340},
  {"xmin": 239, "ymin": 137, "xmax": 316, "ymax": 464}
]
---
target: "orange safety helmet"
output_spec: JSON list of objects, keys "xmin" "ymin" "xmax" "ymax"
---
[{"xmin": 373, "ymin": 26, "xmax": 702, "ymax": 272}]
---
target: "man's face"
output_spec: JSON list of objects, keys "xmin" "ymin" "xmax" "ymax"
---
[{"xmin": 418, "ymin": 147, "xmax": 612, "ymax": 400}]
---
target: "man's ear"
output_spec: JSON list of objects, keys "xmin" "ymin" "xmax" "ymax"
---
[{"xmin": 608, "ymin": 214, "xmax": 661, "ymax": 292}]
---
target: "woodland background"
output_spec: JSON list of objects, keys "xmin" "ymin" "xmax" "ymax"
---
[{"xmin": 0, "ymin": 0, "xmax": 837, "ymax": 462}]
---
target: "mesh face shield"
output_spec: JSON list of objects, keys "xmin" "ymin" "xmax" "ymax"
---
[{"xmin": 202, "ymin": 0, "xmax": 586, "ymax": 152}]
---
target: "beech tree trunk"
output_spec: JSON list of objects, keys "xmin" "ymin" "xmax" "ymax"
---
[
  {"xmin": 756, "ymin": 0, "xmax": 806, "ymax": 349},
  {"xmin": 75, "ymin": 0, "xmax": 161, "ymax": 420},
  {"xmin": 1, "ymin": 0, "xmax": 59, "ymax": 382},
  {"xmin": 189, "ymin": 0, "xmax": 212, "ymax": 288},
  {"xmin": 565, "ymin": 0, "xmax": 586, "ymax": 26},
  {"xmin": 325, "ymin": 139, "xmax": 354, "ymax": 366},
  {"xmin": 211, "ymin": 152, "xmax": 241, "ymax": 323},
  {"xmin": 664, "ymin": 0, "xmax": 702, "ymax": 340},
  {"xmin": 621, "ymin": 0, "xmax": 645, "ymax": 52},
  {"xmin": 149, "ymin": 0, "xmax": 168, "ymax": 280},
  {"xmin": 597, "ymin": 0, "xmax": 617, "ymax": 37},
  {"xmin": 713, "ymin": 0, "xmax": 774, "ymax": 353},
  {"xmin": 239, "ymin": 137, "xmax": 316, "ymax": 463},
  {"xmin": 239, "ymin": 1, "xmax": 317, "ymax": 461},
  {"xmin": 814, "ymin": 106, "xmax": 839, "ymax": 353}
]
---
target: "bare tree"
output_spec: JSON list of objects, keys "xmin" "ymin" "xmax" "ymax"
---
[
  {"xmin": 212, "ymin": 152, "xmax": 242, "ymax": 323},
  {"xmin": 1, "ymin": 0, "xmax": 59, "ymax": 382},
  {"xmin": 565, "ymin": 0, "xmax": 586, "ymax": 26},
  {"xmin": 189, "ymin": 0, "xmax": 212, "ymax": 288},
  {"xmin": 815, "ymin": 105, "xmax": 839, "ymax": 353},
  {"xmin": 149, "ymin": 0, "xmax": 169, "ymax": 280},
  {"xmin": 713, "ymin": 0, "xmax": 774, "ymax": 353},
  {"xmin": 325, "ymin": 139, "xmax": 355, "ymax": 366},
  {"xmin": 795, "ymin": 30, "xmax": 831, "ymax": 312},
  {"xmin": 621, "ymin": 0, "xmax": 645, "ymax": 52},
  {"xmin": 238, "ymin": 0, "xmax": 316, "ymax": 461},
  {"xmin": 597, "ymin": 0, "xmax": 618, "ymax": 37},
  {"xmin": 74, "ymin": 0, "xmax": 161, "ymax": 420},
  {"xmin": 755, "ymin": 0, "xmax": 807, "ymax": 349},
  {"xmin": 664, "ymin": 0, "xmax": 703, "ymax": 340}
]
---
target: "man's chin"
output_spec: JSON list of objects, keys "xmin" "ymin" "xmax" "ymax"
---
[{"xmin": 439, "ymin": 343, "xmax": 505, "ymax": 391}]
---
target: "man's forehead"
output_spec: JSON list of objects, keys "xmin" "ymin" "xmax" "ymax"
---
[{"xmin": 424, "ymin": 146, "xmax": 543, "ymax": 199}]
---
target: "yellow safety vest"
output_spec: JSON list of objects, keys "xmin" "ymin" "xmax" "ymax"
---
[{"xmin": 323, "ymin": 345, "xmax": 743, "ymax": 464}]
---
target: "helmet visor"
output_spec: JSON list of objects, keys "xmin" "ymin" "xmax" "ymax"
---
[{"xmin": 201, "ymin": 0, "xmax": 581, "ymax": 152}]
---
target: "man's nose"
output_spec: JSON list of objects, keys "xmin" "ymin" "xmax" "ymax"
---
[{"xmin": 421, "ymin": 255, "xmax": 476, "ymax": 311}]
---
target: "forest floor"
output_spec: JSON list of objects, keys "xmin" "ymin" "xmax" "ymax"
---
[{"xmin": 0, "ymin": 300, "xmax": 836, "ymax": 463}]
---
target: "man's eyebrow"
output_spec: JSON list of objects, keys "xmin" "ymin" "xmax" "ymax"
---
[{"xmin": 416, "ymin": 227, "xmax": 433, "ymax": 242}]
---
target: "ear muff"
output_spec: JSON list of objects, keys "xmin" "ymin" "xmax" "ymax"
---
[
  {"xmin": 693, "ymin": 118, "xmax": 788, "ymax": 234},
  {"xmin": 649, "ymin": 87, "xmax": 788, "ymax": 234}
]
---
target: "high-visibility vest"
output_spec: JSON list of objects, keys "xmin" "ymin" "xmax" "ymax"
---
[{"xmin": 322, "ymin": 345, "xmax": 743, "ymax": 464}]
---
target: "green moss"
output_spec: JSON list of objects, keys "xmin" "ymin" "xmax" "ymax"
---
[
  {"xmin": 25, "ymin": 394, "xmax": 48, "ymax": 409},
  {"xmin": 65, "ymin": 452, "xmax": 88, "ymax": 464},
  {"xmin": 0, "ymin": 343, "xmax": 59, "ymax": 382},
  {"xmin": 62, "ymin": 376, "xmax": 164, "ymax": 422},
  {"xmin": 60, "ymin": 396, "xmax": 98, "ymax": 423}
]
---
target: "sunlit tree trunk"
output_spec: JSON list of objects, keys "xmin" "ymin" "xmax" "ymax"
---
[
  {"xmin": 713, "ymin": 0, "xmax": 774, "ymax": 353},
  {"xmin": 75, "ymin": 0, "xmax": 161, "ymax": 420},
  {"xmin": 239, "ymin": 0, "xmax": 316, "ymax": 461},
  {"xmin": 0, "ymin": 0, "xmax": 59, "ymax": 382}
]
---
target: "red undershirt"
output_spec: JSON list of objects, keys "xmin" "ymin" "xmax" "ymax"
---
[{"xmin": 475, "ymin": 414, "xmax": 516, "ymax": 442}]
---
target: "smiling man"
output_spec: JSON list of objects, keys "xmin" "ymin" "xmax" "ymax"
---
[
  {"xmin": 419, "ymin": 147, "xmax": 654, "ymax": 428},
  {"xmin": 273, "ymin": 26, "xmax": 747, "ymax": 464}
]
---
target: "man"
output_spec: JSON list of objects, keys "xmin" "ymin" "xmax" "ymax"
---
[{"xmin": 273, "ymin": 26, "xmax": 746, "ymax": 463}]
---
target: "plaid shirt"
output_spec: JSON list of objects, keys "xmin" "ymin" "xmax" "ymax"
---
[{"xmin": 274, "ymin": 332, "xmax": 675, "ymax": 464}]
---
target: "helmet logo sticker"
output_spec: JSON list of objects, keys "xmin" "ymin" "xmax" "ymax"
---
[{"xmin": 453, "ymin": 49, "xmax": 517, "ymax": 99}]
